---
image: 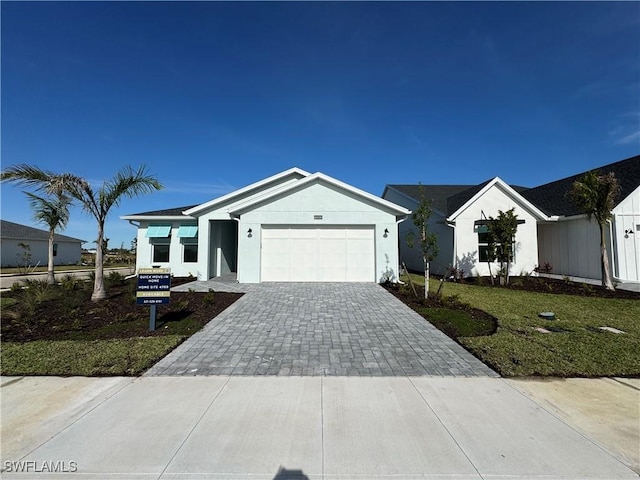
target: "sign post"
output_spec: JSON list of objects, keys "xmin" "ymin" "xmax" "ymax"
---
[{"xmin": 136, "ymin": 268, "xmax": 171, "ymax": 331}]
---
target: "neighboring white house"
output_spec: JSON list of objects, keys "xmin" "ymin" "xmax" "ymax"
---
[
  {"xmin": 384, "ymin": 154, "xmax": 640, "ymax": 285},
  {"xmin": 0, "ymin": 220, "xmax": 84, "ymax": 267},
  {"xmin": 122, "ymin": 168, "xmax": 410, "ymax": 283}
]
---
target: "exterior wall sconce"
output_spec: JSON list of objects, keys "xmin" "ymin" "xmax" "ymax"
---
[
  {"xmin": 247, "ymin": 228, "xmax": 253, "ymax": 238},
  {"xmin": 624, "ymin": 228, "xmax": 633, "ymax": 238},
  {"xmin": 383, "ymin": 228, "xmax": 389, "ymax": 238}
]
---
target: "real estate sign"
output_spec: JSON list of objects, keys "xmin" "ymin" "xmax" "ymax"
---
[{"xmin": 136, "ymin": 268, "xmax": 171, "ymax": 305}]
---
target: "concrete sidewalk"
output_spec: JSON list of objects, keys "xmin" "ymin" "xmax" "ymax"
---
[{"xmin": 1, "ymin": 376, "xmax": 637, "ymax": 479}]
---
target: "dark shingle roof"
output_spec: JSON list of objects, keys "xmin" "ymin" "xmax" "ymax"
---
[
  {"xmin": 127, "ymin": 204, "xmax": 199, "ymax": 217},
  {"xmin": 521, "ymin": 155, "xmax": 640, "ymax": 216},
  {"xmin": 387, "ymin": 185, "xmax": 474, "ymax": 214},
  {"xmin": 389, "ymin": 182, "xmax": 529, "ymax": 216},
  {"xmin": 446, "ymin": 181, "xmax": 530, "ymax": 216},
  {"xmin": 0, "ymin": 220, "xmax": 84, "ymax": 243}
]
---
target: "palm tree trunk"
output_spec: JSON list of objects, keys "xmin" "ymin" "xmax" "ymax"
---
[
  {"xmin": 47, "ymin": 229, "xmax": 55, "ymax": 285},
  {"xmin": 599, "ymin": 222, "xmax": 615, "ymax": 291},
  {"xmin": 92, "ymin": 222, "xmax": 108, "ymax": 301}
]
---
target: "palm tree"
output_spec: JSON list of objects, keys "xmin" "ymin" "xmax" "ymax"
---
[
  {"xmin": 1, "ymin": 165, "xmax": 81, "ymax": 284},
  {"xmin": 569, "ymin": 170, "xmax": 620, "ymax": 290},
  {"xmin": 25, "ymin": 192, "xmax": 71, "ymax": 284},
  {"xmin": 65, "ymin": 165, "xmax": 163, "ymax": 301}
]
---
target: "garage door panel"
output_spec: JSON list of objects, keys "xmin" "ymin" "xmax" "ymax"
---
[{"xmin": 261, "ymin": 226, "xmax": 374, "ymax": 282}]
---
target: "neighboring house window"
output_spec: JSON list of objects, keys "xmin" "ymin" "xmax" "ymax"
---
[
  {"xmin": 178, "ymin": 224, "xmax": 198, "ymax": 263},
  {"xmin": 477, "ymin": 226, "xmax": 516, "ymax": 263},
  {"xmin": 151, "ymin": 239, "xmax": 170, "ymax": 263},
  {"xmin": 477, "ymin": 228, "xmax": 493, "ymax": 262},
  {"xmin": 53, "ymin": 243, "xmax": 58, "ymax": 257}
]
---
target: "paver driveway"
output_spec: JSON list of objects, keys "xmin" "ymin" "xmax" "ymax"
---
[{"xmin": 146, "ymin": 282, "xmax": 497, "ymax": 377}]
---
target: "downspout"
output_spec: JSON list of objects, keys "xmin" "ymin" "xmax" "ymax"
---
[
  {"xmin": 127, "ymin": 220, "xmax": 141, "ymax": 274},
  {"xmin": 607, "ymin": 218, "xmax": 618, "ymax": 280},
  {"xmin": 396, "ymin": 216, "xmax": 408, "ymax": 284},
  {"xmin": 232, "ymin": 216, "xmax": 241, "ymax": 283}
]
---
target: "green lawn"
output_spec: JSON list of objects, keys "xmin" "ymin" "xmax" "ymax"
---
[
  {"xmin": 401, "ymin": 273, "xmax": 640, "ymax": 377},
  {"xmin": 1, "ymin": 336, "xmax": 184, "ymax": 376}
]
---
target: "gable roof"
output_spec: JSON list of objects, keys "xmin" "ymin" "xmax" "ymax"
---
[
  {"xmin": 229, "ymin": 172, "xmax": 411, "ymax": 216},
  {"xmin": 445, "ymin": 177, "xmax": 549, "ymax": 222},
  {"xmin": 385, "ymin": 182, "xmax": 529, "ymax": 216},
  {"xmin": 0, "ymin": 220, "xmax": 84, "ymax": 243},
  {"xmin": 183, "ymin": 167, "xmax": 310, "ymax": 216},
  {"xmin": 122, "ymin": 167, "xmax": 409, "ymax": 220},
  {"xmin": 521, "ymin": 154, "xmax": 640, "ymax": 216},
  {"xmin": 385, "ymin": 184, "xmax": 473, "ymax": 214}
]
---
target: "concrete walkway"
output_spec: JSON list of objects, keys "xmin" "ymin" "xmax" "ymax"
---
[
  {"xmin": 1, "ymin": 376, "xmax": 637, "ymax": 479},
  {"xmin": 148, "ymin": 283, "xmax": 496, "ymax": 377}
]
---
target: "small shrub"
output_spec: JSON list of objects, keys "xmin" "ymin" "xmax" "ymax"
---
[
  {"xmin": 106, "ymin": 271, "xmax": 125, "ymax": 286},
  {"xmin": 60, "ymin": 274, "xmax": 80, "ymax": 291},
  {"xmin": 174, "ymin": 300, "xmax": 190, "ymax": 311},
  {"xmin": 10, "ymin": 282, "xmax": 23, "ymax": 293},
  {"xmin": 203, "ymin": 290, "xmax": 215, "ymax": 306}
]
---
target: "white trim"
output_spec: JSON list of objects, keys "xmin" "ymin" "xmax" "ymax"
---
[
  {"xmin": 229, "ymin": 172, "xmax": 411, "ymax": 216},
  {"xmin": 183, "ymin": 167, "xmax": 311, "ymax": 216},
  {"xmin": 446, "ymin": 177, "xmax": 550, "ymax": 222},
  {"xmin": 121, "ymin": 214, "xmax": 194, "ymax": 221}
]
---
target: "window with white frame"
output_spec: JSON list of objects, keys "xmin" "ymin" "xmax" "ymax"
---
[
  {"xmin": 151, "ymin": 238, "xmax": 170, "ymax": 263},
  {"xmin": 182, "ymin": 238, "xmax": 198, "ymax": 263},
  {"xmin": 177, "ymin": 224, "xmax": 198, "ymax": 263}
]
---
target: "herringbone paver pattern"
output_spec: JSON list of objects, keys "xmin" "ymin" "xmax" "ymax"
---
[{"xmin": 146, "ymin": 283, "xmax": 497, "ymax": 377}]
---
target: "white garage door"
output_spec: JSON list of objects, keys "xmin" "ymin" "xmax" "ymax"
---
[{"xmin": 261, "ymin": 226, "xmax": 375, "ymax": 282}]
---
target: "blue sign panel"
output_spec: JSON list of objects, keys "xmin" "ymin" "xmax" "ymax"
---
[{"xmin": 136, "ymin": 268, "xmax": 171, "ymax": 305}]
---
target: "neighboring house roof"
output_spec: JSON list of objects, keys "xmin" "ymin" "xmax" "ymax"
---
[
  {"xmin": 446, "ymin": 181, "xmax": 530, "ymax": 217},
  {"xmin": 386, "ymin": 182, "xmax": 529, "ymax": 216},
  {"xmin": 384, "ymin": 184, "xmax": 474, "ymax": 214},
  {"xmin": 446, "ymin": 177, "xmax": 548, "ymax": 222},
  {"xmin": 521, "ymin": 154, "xmax": 640, "ymax": 217},
  {"xmin": 0, "ymin": 220, "xmax": 84, "ymax": 243}
]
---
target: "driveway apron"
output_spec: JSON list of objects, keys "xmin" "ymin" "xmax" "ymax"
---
[{"xmin": 146, "ymin": 282, "xmax": 497, "ymax": 377}]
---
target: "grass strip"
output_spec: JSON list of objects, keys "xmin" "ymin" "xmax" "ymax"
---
[
  {"xmin": 0, "ymin": 336, "xmax": 185, "ymax": 376},
  {"xmin": 400, "ymin": 273, "xmax": 640, "ymax": 377}
]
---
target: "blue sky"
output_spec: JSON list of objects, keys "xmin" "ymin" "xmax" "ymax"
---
[{"xmin": 2, "ymin": 1, "xmax": 639, "ymax": 250}]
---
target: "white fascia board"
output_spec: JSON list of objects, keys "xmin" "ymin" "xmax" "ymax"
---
[
  {"xmin": 183, "ymin": 167, "xmax": 311, "ymax": 216},
  {"xmin": 120, "ymin": 214, "xmax": 194, "ymax": 221},
  {"xmin": 229, "ymin": 172, "xmax": 411, "ymax": 216},
  {"xmin": 446, "ymin": 177, "xmax": 550, "ymax": 222}
]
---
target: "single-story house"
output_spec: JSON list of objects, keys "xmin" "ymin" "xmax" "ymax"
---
[
  {"xmin": 0, "ymin": 220, "xmax": 84, "ymax": 267},
  {"xmin": 383, "ymin": 154, "xmax": 640, "ymax": 285},
  {"xmin": 122, "ymin": 168, "xmax": 411, "ymax": 283}
]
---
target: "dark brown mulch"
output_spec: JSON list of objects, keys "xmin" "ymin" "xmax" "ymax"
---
[
  {"xmin": 464, "ymin": 276, "xmax": 640, "ymax": 299},
  {"xmin": 1, "ymin": 277, "xmax": 242, "ymax": 343},
  {"xmin": 383, "ymin": 282, "xmax": 499, "ymax": 337}
]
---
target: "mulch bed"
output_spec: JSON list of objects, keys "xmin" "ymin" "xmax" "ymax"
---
[
  {"xmin": 1, "ymin": 277, "xmax": 242, "ymax": 343},
  {"xmin": 467, "ymin": 275, "xmax": 640, "ymax": 299}
]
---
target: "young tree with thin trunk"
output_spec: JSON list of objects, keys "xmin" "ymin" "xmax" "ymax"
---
[
  {"xmin": 486, "ymin": 208, "xmax": 518, "ymax": 286},
  {"xmin": 569, "ymin": 170, "xmax": 620, "ymax": 291},
  {"xmin": 25, "ymin": 192, "xmax": 71, "ymax": 284},
  {"xmin": 406, "ymin": 186, "xmax": 439, "ymax": 298},
  {"xmin": 65, "ymin": 165, "xmax": 163, "ymax": 301}
]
